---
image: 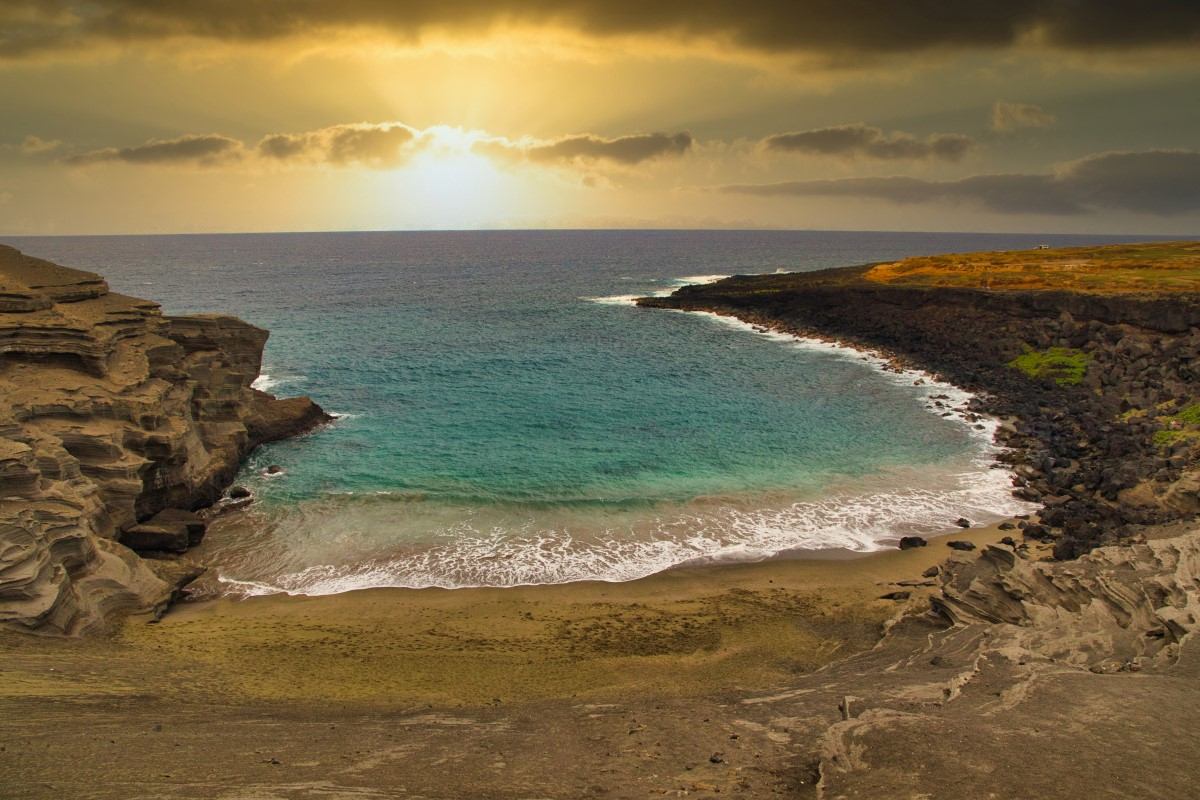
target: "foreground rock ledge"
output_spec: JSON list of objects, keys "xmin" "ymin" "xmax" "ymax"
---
[{"xmin": 0, "ymin": 245, "xmax": 330, "ymax": 634}]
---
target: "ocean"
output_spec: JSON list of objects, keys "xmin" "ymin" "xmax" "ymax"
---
[{"xmin": 8, "ymin": 229, "xmax": 1144, "ymax": 595}]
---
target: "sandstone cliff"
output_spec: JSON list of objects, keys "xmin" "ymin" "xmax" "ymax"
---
[{"xmin": 0, "ymin": 245, "xmax": 330, "ymax": 634}]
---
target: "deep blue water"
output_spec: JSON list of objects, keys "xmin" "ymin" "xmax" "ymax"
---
[{"xmin": 6, "ymin": 230, "xmax": 1152, "ymax": 592}]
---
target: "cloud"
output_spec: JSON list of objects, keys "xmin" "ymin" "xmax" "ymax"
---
[
  {"xmin": 47, "ymin": 122, "xmax": 690, "ymax": 172},
  {"xmin": 257, "ymin": 123, "xmax": 418, "ymax": 167},
  {"xmin": 20, "ymin": 135, "xmax": 62, "ymax": 155},
  {"xmin": 62, "ymin": 134, "xmax": 243, "ymax": 166},
  {"xmin": 719, "ymin": 150, "xmax": 1200, "ymax": 216},
  {"xmin": 991, "ymin": 101, "xmax": 1057, "ymax": 131},
  {"xmin": 764, "ymin": 125, "xmax": 973, "ymax": 161},
  {"xmin": 480, "ymin": 132, "xmax": 693, "ymax": 166},
  {"xmin": 3, "ymin": 1, "xmax": 1199, "ymax": 61}
]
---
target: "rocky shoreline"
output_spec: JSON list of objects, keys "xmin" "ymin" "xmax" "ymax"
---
[
  {"xmin": 0, "ymin": 245, "xmax": 330, "ymax": 634},
  {"xmin": 639, "ymin": 262, "xmax": 1200, "ymax": 559}
]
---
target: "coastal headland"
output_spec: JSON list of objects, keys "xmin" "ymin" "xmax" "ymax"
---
[
  {"xmin": 2, "ymin": 242, "xmax": 1200, "ymax": 798},
  {"xmin": 641, "ymin": 242, "xmax": 1200, "ymax": 558}
]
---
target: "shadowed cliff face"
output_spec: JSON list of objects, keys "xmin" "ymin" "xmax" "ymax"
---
[
  {"xmin": 641, "ymin": 263, "xmax": 1200, "ymax": 557},
  {"xmin": 0, "ymin": 245, "xmax": 330, "ymax": 634}
]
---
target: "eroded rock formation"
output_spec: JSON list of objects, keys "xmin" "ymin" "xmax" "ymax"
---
[
  {"xmin": 0, "ymin": 245, "xmax": 330, "ymax": 634},
  {"xmin": 813, "ymin": 527, "xmax": 1200, "ymax": 797}
]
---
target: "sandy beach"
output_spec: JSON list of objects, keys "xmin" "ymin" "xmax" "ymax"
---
[
  {"xmin": 3, "ymin": 522, "xmax": 1018, "ymax": 710},
  {"xmin": 1, "ymin": 521, "xmax": 1046, "ymax": 799}
]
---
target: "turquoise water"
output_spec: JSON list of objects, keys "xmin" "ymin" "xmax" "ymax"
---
[{"xmin": 9, "ymin": 230, "xmax": 1139, "ymax": 593}]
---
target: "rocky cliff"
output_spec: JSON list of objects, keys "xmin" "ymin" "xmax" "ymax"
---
[
  {"xmin": 0, "ymin": 245, "xmax": 330, "ymax": 634},
  {"xmin": 640, "ymin": 263, "xmax": 1200, "ymax": 557}
]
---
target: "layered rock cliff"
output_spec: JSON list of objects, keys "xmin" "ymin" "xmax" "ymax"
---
[{"xmin": 0, "ymin": 245, "xmax": 330, "ymax": 634}]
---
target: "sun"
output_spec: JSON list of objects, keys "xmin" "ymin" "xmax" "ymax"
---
[{"xmin": 386, "ymin": 127, "xmax": 513, "ymax": 227}]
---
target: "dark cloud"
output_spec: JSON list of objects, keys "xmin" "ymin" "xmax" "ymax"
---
[
  {"xmin": 3, "ymin": 1, "xmax": 1199, "ymax": 60},
  {"xmin": 991, "ymin": 101, "xmax": 1056, "ymax": 131},
  {"xmin": 481, "ymin": 132, "xmax": 693, "ymax": 165},
  {"xmin": 764, "ymin": 125, "xmax": 973, "ymax": 161},
  {"xmin": 257, "ymin": 123, "xmax": 418, "ymax": 167},
  {"xmin": 720, "ymin": 150, "xmax": 1200, "ymax": 216},
  {"xmin": 63, "ymin": 134, "xmax": 242, "ymax": 166}
]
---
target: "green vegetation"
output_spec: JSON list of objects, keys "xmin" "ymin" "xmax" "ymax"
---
[
  {"xmin": 1153, "ymin": 429, "xmax": 1199, "ymax": 447},
  {"xmin": 1151, "ymin": 403, "xmax": 1200, "ymax": 448},
  {"xmin": 1172, "ymin": 403, "xmax": 1200, "ymax": 425},
  {"xmin": 1008, "ymin": 346, "xmax": 1090, "ymax": 386},
  {"xmin": 866, "ymin": 241, "xmax": 1200, "ymax": 294}
]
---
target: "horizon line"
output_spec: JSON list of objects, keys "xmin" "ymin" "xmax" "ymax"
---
[{"xmin": 3, "ymin": 226, "xmax": 1198, "ymax": 241}]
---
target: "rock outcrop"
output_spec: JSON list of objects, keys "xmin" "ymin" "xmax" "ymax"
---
[
  {"xmin": 811, "ymin": 527, "xmax": 1200, "ymax": 797},
  {"xmin": 0, "ymin": 245, "xmax": 330, "ymax": 634}
]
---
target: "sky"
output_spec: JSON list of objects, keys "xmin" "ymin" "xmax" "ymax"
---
[{"xmin": 1, "ymin": 1, "xmax": 1198, "ymax": 235}]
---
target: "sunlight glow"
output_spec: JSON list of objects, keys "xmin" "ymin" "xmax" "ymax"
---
[{"xmin": 384, "ymin": 127, "xmax": 513, "ymax": 227}]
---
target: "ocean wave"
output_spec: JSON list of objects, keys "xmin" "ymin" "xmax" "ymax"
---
[
  {"xmin": 583, "ymin": 272, "xmax": 732, "ymax": 306},
  {"xmin": 252, "ymin": 372, "xmax": 308, "ymax": 392},
  {"xmin": 673, "ymin": 274, "xmax": 730, "ymax": 286},
  {"xmin": 582, "ymin": 293, "xmax": 643, "ymax": 306},
  {"xmin": 213, "ymin": 460, "xmax": 1032, "ymax": 597}
]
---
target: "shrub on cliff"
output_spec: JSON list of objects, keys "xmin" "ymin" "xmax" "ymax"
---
[{"xmin": 1008, "ymin": 345, "xmax": 1090, "ymax": 386}]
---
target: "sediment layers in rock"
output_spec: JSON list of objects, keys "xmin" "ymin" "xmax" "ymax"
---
[{"xmin": 0, "ymin": 245, "xmax": 330, "ymax": 634}]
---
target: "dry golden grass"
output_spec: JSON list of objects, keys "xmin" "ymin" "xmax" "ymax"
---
[{"xmin": 865, "ymin": 241, "xmax": 1200, "ymax": 294}]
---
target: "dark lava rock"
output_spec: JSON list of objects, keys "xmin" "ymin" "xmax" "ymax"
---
[
  {"xmin": 954, "ymin": 517, "xmax": 972, "ymax": 528},
  {"xmin": 265, "ymin": 465, "xmax": 284, "ymax": 475},
  {"xmin": 921, "ymin": 565, "xmax": 940, "ymax": 578},
  {"xmin": 998, "ymin": 522, "xmax": 1016, "ymax": 530},
  {"xmin": 245, "ymin": 390, "xmax": 333, "ymax": 445},
  {"xmin": 1022, "ymin": 523, "xmax": 1057, "ymax": 542},
  {"xmin": 898, "ymin": 536, "xmax": 928, "ymax": 550},
  {"xmin": 999, "ymin": 536, "xmax": 1018, "ymax": 547},
  {"xmin": 946, "ymin": 540, "xmax": 976, "ymax": 551},
  {"xmin": 120, "ymin": 508, "xmax": 207, "ymax": 553},
  {"xmin": 229, "ymin": 485, "xmax": 252, "ymax": 499}
]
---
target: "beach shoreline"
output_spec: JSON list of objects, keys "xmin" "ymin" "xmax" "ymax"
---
[{"xmin": 187, "ymin": 291, "xmax": 1028, "ymax": 600}]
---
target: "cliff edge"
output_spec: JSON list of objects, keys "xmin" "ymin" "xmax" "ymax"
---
[{"xmin": 0, "ymin": 245, "xmax": 330, "ymax": 634}]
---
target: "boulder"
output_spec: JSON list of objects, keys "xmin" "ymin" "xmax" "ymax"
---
[
  {"xmin": 245, "ymin": 391, "xmax": 333, "ymax": 445},
  {"xmin": 898, "ymin": 536, "xmax": 928, "ymax": 550},
  {"xmin": 954, "ymin": 517, "xmax": 972, "ymax": 528},
  {"xmin": 120, "ymin": 509, "xmax": 206, "ymax": 553},
  {"xmin": 946, "ymin": 540, "xmax": 976, "ymax": 551}
]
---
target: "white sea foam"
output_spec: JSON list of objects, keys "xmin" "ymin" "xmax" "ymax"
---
[
  {"xmin": 215, "ymin": 460, "xmax": 1030, "ymax": 597},
  {"xmin": 583, "ymin": 272, "xmax": 732, "ymax": 306},
  {"xmin": 252, "ymin": 372, "xmax": 307, "ymax": 392},
  {"xmin": 582, "ymin": 293, "xmax": 644, "ymax": 306},
  {"xmin": 674, "ymin": 274, "xmax": 730, "ymax": 286}
]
